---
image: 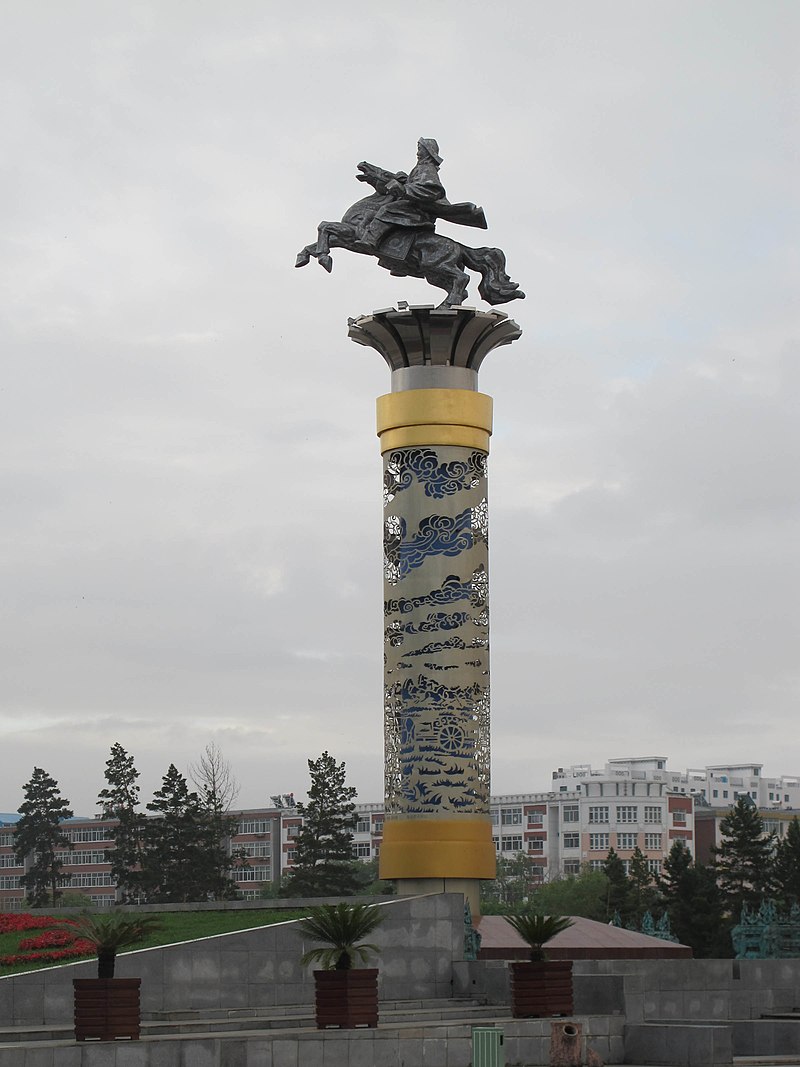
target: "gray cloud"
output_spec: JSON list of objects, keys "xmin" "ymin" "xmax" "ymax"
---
[{"xmin": 1, "ymin": 1, "xmax": 797, "ymax": 813}]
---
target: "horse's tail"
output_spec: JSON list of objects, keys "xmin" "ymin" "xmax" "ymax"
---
[{"xmin": 461, "ymin": 246, "xmax": 526, "ymax": 305}]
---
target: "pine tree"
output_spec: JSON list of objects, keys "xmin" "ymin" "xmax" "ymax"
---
[
  {"xmin": 659, "ymin": 840, "xmax": 727, "ymax": 957},
  {"xmin": 13, "ymin": 767, "xmax": 74, "ymax": 906},
  {"xmin": 284, "ymin": 751, "xmax": 362, "ymax": 897},
  {"xmin": 141, "ymin": 764, "xmax": 221, "ymax": 902},
  {"xmin": 714, "ymin": 795, "xmax": 775, "ymax": 919},
  {"xmin": 97, "ymin": 743, "xmax": 146, "ymax": 901},
  {"xmin": 628, "ymin": 846, "xmax": 657, "ymax": 922},
  {"xmin": 772, "ymin": 817, "xmax": 800, "ymax": 907},
  {"xmin": 603, "ymin": 847, "xmax": 630, "ymax": 922}
]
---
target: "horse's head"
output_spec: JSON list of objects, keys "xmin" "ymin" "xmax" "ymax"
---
[{"xmin": 356, "ymin": 161, "xmax": 407, "ymax": 194}]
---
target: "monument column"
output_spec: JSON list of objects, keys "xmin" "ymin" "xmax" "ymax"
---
[{"xmin": 349, "ymin": 304, "xmax": 522, "ymax": 915}]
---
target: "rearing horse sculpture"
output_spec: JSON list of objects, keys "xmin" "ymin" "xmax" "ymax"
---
[{"xmin": 296, "ymin": 139, "xmax": 525, "ymax": 309}]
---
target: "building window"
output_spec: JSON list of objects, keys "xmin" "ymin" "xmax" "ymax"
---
[
  {"xmin": 645, "ymin": 833, "xmax": 662, "ymax": 851},
  {"xmin": 589, "ymin": 860, "xmax": 605, "ymax": 872},
  {"xmin": 68, "ymin": 828, "xmax": 111, "ymax": 843},
  {"xmin": 0, "ymin": 834, "xmax": 13, "ymax": 848},
  {"xmin": 562, "ymin": 805, "xmax": 579, "ymax": 823},
  {"xmin": 373, "ymin": 820, "xmax": 384, "ymax": 835},
  {"xmin": 527, "ymin": 838, "xmax": 544, "ymax": 852},
  {"xmin": 238, "ymin": 820, "xmax": 271, "ymax": 835},
  {"xmin": 616, "ymin": 806, "xmax": 638, "ymax": 824},
  {"xmin": 356, "ymin": 819, "xmax": 370, "ymax": 834},
  {"xmin": 562, "ymin": 833, "xmax": 579, "ymax": 849},
  {"xmin": 353, "ymin": 842, "xmax": 371, "ymax": 858},
  {"xmin": 723, "ymin": 790, "xmax": 728, "ymax": 799},
  {"xmin": 491, "ymin": 811, "xmax": 499, "ymax": 825},
  {"xmin": 673, "ymin": 811, "xmax": 687, "ymax": 826},
  {"xmin": 502, "ymin": 836, "xmax": 523, "ymax": 852},
  {"xmin": 589, "ymin": 833, "xmax": 609, "ymax": 851},
  {"xmin": 647, "ymin": 859, "xmax": 662, "ymax": 875},
  {"xmin": 588, "ymin": 806, "xmax": 609, "ymax": 824},
  {"xmin": 617, "ymin": 833, "xmax": 637, "ymax": 851},
  {"xmin": 237, "ymin": 866, "xmax": 270, "ymax": 882},
  {"xmin": 0, "ymin": 876, "xmax": 23, "ymax": 889},
  {"xmin": 644, "ymin": 806, "xmax": 661, "ymax": 824},
  {"xmin": 286, "ymin": 849, "xmax": 297, "ymax": 863},
  {"xmin": 527, "ymin": 812, "xmax": 544, "ymax": 827},
  {"xmin": 492, "ymin": 836, "xmax": 499, "ymax": 851},
  {"xmin": 0, "ymin": 855, "xmax": 22, "ymax": 868},
  {"xmin": 501, "ymin": 808, "xmax": 522, "ymax": 825},
  {"xmin": 563, "ymin": 860, "xmax": 581, "ymax": 875},
  {"xmin": 54, "ymin": 850, "xmax": 107, "ymax": 866},
  {"xmin": 240, "ymin": 843, "xmax": 270, "ymax": 857},
  {"xmin": 69, "ymin": 873, "xmax": 115, "ymax": 887}
]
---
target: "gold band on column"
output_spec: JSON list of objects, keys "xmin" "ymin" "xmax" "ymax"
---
[
  {"xmin": 379, "ymin": 818, "xmax": 496, "ymax": 880},
  {"xmin": 376, "ymin": 390, "xmax": 493, "ymax": 454}
]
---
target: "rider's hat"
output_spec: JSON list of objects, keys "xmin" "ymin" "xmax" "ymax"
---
[{"xmin": 418, "ymin": 137, "xmax": 443, "ymax": 165}]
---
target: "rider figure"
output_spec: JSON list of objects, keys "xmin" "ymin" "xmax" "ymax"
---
[{"xmin": 364, "ymin": 138, "xmax": 445, "ymax": 252}]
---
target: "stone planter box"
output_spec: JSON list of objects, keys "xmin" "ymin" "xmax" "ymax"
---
[
  {"xmin": 313, "ymin": 969, "xmax": 379, "ymax": 1029},
  {"xmin": 510, "ymin": 960, "xmax": 573, "ymax": 1018},
  {"xmin": 73, "ymin": 978, "xmax": 141, "ymax": 1041}
]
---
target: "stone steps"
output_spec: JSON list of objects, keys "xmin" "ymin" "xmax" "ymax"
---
[{"xmin": 0, "ymin": 997, "xmax": 502, "ymax": 1044}]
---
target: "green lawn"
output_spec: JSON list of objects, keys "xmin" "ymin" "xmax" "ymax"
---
[{"xmin": 0, "ymin": 908, "xmax": 310, "ymax": 977}]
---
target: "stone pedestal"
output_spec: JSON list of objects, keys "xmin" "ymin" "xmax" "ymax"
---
[{"xmin": 349, "ymin": 304, "xmax": 522, "ymax": 916}]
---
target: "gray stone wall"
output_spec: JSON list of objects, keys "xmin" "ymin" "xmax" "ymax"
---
[
  {"xmin": 0, "ymin": 893, "xmax": 464, "ymax": 1027},
  {"xmin": 574, "ymin": 958, "xmax": 800, "ymax": 1022}
]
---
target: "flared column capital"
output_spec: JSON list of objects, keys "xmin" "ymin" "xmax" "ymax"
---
[{"xmin": 348, "ymin": 304, "xmax": 522, "ymax": 377}]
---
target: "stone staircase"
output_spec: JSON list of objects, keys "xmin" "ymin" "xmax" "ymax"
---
[{"xmin": 0, "ymin": 995, "xmax": 502, "ymax": 1045}]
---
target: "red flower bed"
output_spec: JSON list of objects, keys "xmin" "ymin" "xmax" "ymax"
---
[
  {"xmin": 1, "ymin": 944, "xmax": 94, "ymax": 965},
  {"xmin": 19, "ymin": 930, "xmax": 77, "ymax": 950},
  {"xmin": 0, "ymin": 913, "xmax": 68, "ymax": 934},
  {"xmin": 0, "ymin": 913, "xmax": 94, "ymax": 967}
]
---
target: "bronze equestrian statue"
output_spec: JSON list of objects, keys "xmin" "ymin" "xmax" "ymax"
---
[{"xmin": 296, "ymin": 138, "xmax": 525, "ymax": 309}]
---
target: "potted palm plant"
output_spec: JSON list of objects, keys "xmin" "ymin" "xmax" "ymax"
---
[
  {"xmin": 66, "ymin": 912, "xmax": 162, "ymax": 1041},
  {"xmin": 505, "ymin": 911, "xmax": 574, "ymax": 1018},
  {"xmin": 297, "ymin": 902, "xmax": 384, "ymax": 1029}
]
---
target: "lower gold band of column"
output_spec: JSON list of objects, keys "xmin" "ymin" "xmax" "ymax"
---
[
  {"xmin": 379, "ymin": 818, "xmax": 496, "ymax": 880},
  {"xmin": 379, "ymin": 425, "xmax": 490, "ymax": 452}
]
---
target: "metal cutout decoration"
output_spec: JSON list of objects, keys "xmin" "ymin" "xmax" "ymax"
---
[{"xmin": 383, "ymin": 444, "xmax": 490, "ymax": 817}]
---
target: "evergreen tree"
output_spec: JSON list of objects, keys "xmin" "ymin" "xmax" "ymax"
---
[
  {"xmin": 714, "ymin": 795, "xmax": 775, "ymax": 919},
  {"xmin": 659, "ymin": 840, "xmax": 727, "ymax": 957},
  {"xmin": 97, "ymin": 742, "xmax": 146, "ymax": 901},
  {"xmin": 141, "ymin": 764, "xmax": 221, "ymax": 902},
  {"xmin": 628, "ymin": 846, "xmax": 657, "ymax": 922},
  {"xmin": 13, "ymin": 767, "xmax": 74, "ymax": 906},
  {"xmin": 603, "ymin": 847, "xmax": 630, "ymax": 922},
  {"xmin": 284, "ymin": 751, "xmax": 362, "ymax": 897},
  {"xmin": 772, "ymin": 817, "xmax": 800, "ymax": 908}
]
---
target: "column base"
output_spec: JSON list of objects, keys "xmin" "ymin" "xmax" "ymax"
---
[{"xmin": 394, "ymin": 877, "xmax": 484, "ymax": 920}]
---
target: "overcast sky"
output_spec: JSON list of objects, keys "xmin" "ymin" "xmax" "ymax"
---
[{"xmin": 1, "ymin": 1, "xmax": 798, "ymax": 817}]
